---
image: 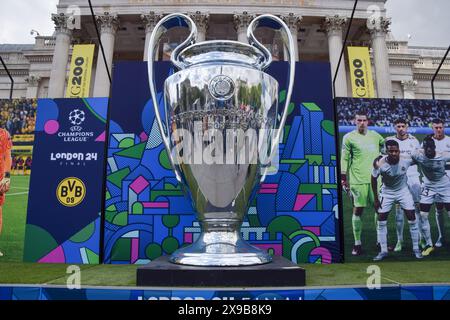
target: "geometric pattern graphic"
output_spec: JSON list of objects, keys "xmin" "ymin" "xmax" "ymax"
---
[
  {"xmin": 35, "ymin": 218, "xmax": 101, "ymax": 264},
  {"xmin": 104, "ymin": 62, "xmax": 341, "ymax": 264},
  {"xmin": 25, "ymin": 218, "xmax": 101, "ymax": 264},
  {"xmin": 104, "ymin": 95, "xmax": 196, "ymax": 264},
  {"xmin": 24, "ymin": 98, "xmax": 108, "ymax": 264},
  {"xmin": 1, "ymin": 285, "xmax": 449, "ymax": 300}
]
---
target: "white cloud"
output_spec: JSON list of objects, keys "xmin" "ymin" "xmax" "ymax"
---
[
  {"xmin": 386, "ymin": 0, "xmax": 450, "ymax": 47},
  {"xmin": 0, "ymin": 0, "xmax": 58, "ymax": 44}
]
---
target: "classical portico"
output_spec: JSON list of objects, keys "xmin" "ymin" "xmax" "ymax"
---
[
  {"xmin": 233, "ymin": 12, "xmax": 255, "ymax": 44},
  {"xmin": 48, "ymin": 13, "xmax": 72, "ymax": 98},
  {"xmin": 51, "ymin": 0, "xmax": 399, "ymax": 99},
  {"xmin": 25, "ymin": 75, "xmax": 41, "ymax": 99},
  {"xmin": 368, "ymin": 16, "xmax": 393, "ymax": 98},
  {"xmin": 281, "ymin": 13, "xmax": 302, "ymax": 62},
  {"xmin": 323, "ymin": 15, "xmax": 348, "ymax": 97},
  {"xmin": 190, "ymin": 11, "xmax": 209, "ymax": 43},
  {"xmin": 141, "ymin": 12, "xmax": 163, "ymax": 61},
  {"xmin": 401, "ymin": 79, "xmax": 418, "ymax": 99},
  {"xmin": 93, "ymin": 12, "xmax": 120, "ymax": 97}
]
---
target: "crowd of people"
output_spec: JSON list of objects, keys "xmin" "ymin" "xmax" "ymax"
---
[
  {"xmin": 0, "ymin": 99, "xmax": 37, "ymax": 136},
  {"xmin": 0, "ymin": 99, "xmax": 35, "ymax": 176},
  {"xmin": 337, "ymin": 98, "xmax": 450, "ymax": 127},
  {"xmin": 11, "ymin": 156, "xmax": 32, "ymax": 175}
]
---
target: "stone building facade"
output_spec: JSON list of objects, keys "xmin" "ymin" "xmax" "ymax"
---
[{"xmin": 0, "ymin": 0, "xmax": 449, "ymax": 100}]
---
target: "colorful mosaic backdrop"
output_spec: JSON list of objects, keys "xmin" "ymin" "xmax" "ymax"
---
[
  {"xmin": 104, "ymin": 61, "xmax": 341, "ymax": 264},
  {"xmin": 24, "ymin": 98, "xmax": 108, "ymax": 264}
]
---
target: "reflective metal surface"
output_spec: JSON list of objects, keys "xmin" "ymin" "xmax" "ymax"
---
[
  {"xmin": 148, "ymin": 13, "xmax": 296, "ymax": 266},
  {"xmin": 176, "ymin": 40, "xmax": 270, "ymax": 70}
]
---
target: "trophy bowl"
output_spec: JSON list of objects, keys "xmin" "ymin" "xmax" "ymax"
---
[{"xmin": 148, "ymin": 13, "xmax": 296, "ymax": 266}]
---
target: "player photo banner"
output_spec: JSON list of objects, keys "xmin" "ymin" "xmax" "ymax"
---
[
  {"xmin": 24, "ymin": 98, "xmax": 108, "ymax": 264},
  {"xmin": 347, "ymin": 47, "xmax": 375, "ymax": 98},
  {"xmin": 66, "ymin": 44, "xmax": 95, "ymax": 98},
  {"xmin": 336, "ymin": 97, "xmax": 450, "ymax": 262}
]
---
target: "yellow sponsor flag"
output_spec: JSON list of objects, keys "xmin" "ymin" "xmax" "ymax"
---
[
  {"xmin": 347, "ymin": 47, "xmax": 375, "ymax": 98},
  {"xmin": 66, "ymin": 44, "xmax": 95, "ymax": 98}
]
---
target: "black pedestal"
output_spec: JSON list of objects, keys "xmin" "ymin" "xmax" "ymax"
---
[{"xmin": 136, "ymin": 255, "xmax": 306, "ymax": 287}]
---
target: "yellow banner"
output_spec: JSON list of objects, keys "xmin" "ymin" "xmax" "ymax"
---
[
  {"xmin": 12, "ymin": 145, "xmax": 33, "ymax": 154},
  {"xmin": 12, "ymin": 134, "xmax": 35, "ymax": 142},
  {"xmin": 347, "ymin": 47, "xmax": 375, "ymax": 98},
  {"xmin": 66, "ymin": 44, "xmax": 95, "ymax": 98}
]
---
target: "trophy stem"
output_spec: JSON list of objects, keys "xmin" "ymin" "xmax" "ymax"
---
[{"xmin": 169, "ymin": 217, "xmax": 272, "ymax": 266}]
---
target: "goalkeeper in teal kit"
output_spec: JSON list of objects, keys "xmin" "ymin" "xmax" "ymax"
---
[{"xmin": 341, "ymin": 109, "xmax": 385, "ymax": 256}]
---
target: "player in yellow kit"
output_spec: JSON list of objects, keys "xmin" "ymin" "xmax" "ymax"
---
[
  {"xmin": 0, "ymin": 128, "xmax": 12, "ymax": 257},
  {"xmin": 341, "ymin": 109, "xmax": 384, "ymax": 255}
]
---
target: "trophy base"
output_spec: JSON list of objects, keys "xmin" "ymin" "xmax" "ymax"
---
[
  {"xmin": 169, "ymin": 230, "xmax": 272, "ymax": 266},
  {"xmin": 136, "ymin": 255, "xmax": 306, "ymax": 287}
]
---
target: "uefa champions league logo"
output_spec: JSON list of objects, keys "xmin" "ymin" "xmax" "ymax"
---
[
  {"xmin": 55, "ymin": 108, "xmax": 93, "ymax": 142},
  {"xmin": 69, "ymin": 109, "xmax": 85, "ymax": 132}
]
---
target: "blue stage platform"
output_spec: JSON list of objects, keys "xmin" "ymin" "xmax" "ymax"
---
[{"xmin": 1, "ymin": 284, "xmax": 450, "ymax": 300}]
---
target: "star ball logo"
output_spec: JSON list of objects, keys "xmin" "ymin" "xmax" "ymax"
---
[
  {"xmin": 55, "ymin": 108, "xmax": 94, "ymax": 142},
  {"xmin": 56, "ymin": 177, "xmax": 86, "ymax": 207},
  {"xmin": 69, "ymin": 109, "xmax": 85, "ymax": 132}
]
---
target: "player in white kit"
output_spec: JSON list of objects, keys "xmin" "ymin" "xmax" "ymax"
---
[
  {"xmin": 385, "ymin": 119, "xmax": 424, "ymax": 253},
  {"xmin": 372, "ymin": 139, "xmax": 423, "ymax": 261},
  {"xmin": 415, "ymin": 135, "xmax": 450, "ymax": 251},
  {"xmin": 431, "ymin": 119, "xmax": 450, "ymax": 247}
]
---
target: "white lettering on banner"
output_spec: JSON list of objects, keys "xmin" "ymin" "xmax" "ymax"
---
[
  {"xmin": 57, "ymin": 131, "xmax": 94, "ymax": 142},
  {"xmin": 50, "ymin": 153, "xmax": 98, "ymax": 162}
]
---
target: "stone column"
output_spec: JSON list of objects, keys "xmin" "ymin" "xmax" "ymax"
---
[
  {"xmin": 25, "ymin": 75, "xmax": 41, "ymax": 99},
  {"xmin": 401, "ymin": 79, "xmax": 417, "ymax": 99},
  {"xmin": 48, "ymin": 14, "xmax": 72, "ymax": 98},
  {"xmin": 93, "ymin": 12, "xmax": 119, "ymax": 97},
  {"xmin": 233, "ymin": 12, "xmax": 255, "ymax": 44},
  {"xmin": 323, "ymin": 15, "xmax": 348, "ymax": 97},
  {"xmin": 281, "ymin": 13, "xmax": 302, "ymax": 62},
  {"xmin": 368, "ymin": 16, "xmax": 393, "ymax": 98},
  {"xmin": 189, "ymin": 11, "xmax": 209, "ymax": 42},
  {"xmin": 142, "ymin": 12, "xmax": 163, "ymax": 61}
]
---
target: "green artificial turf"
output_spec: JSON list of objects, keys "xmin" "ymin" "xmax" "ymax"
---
[
  {"xmin": 1, "ymin": 174, "xmax": 450, "ymax": 289},
  {"xmin": 0, "ymin": 176, "xmax": 29, "ymax": 262},
  {"xmin": 1, "ymin": 261, "xmax": 450, "ymax": 287},
  {"xmin": 0, "ymin": 262, "xmax": 94, "ymax": 285},
  {"xmin": 301, "ymin": 260, "xmax": 450, "ymax": 286}
]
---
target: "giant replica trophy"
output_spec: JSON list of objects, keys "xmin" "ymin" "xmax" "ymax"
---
[{"xmin": 138, "ymin": 13, "xmax": 305, "ymax": 285}]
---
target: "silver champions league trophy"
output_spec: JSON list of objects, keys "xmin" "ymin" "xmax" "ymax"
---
[{"xmin": 148, "ymin": 13, "xmax": 295, "ymax": 266}]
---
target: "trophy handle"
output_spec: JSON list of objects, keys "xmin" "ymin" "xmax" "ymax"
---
[
  {"xmin": 147, "ymin": 13, "xmax": 197, "ymax": 181},
  {"xmin": 247, "ymin": 15, "xmax": 296, "ymax": 177}
]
